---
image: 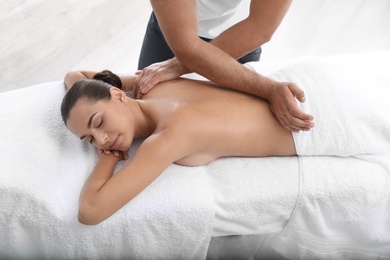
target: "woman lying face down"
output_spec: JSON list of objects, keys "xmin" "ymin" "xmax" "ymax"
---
[{"xmin": 61, "ymin": 70, "xmax": 297, "ymax": 225}]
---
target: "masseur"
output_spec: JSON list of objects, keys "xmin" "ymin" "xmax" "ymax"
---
[{"xmin": 135, "ymin": 0, "xmax": 314, "ymax": 132}]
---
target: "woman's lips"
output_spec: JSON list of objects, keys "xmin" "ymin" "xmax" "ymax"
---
[{"xmin": 109, "ymin": 135, "xmax": 119, "ymax": 149}]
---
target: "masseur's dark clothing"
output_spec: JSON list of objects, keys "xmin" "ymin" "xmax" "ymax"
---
[{"xmin": 138, "ymin": 12, "xmax": 262, "ymax": 70}]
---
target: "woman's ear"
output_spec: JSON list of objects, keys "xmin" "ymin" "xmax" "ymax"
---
[{"xmin": 109, "ymin": 87, "xmax": 127, "ymax": 104}]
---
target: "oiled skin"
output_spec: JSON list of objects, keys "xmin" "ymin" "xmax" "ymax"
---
[{"xmin": 66, "ymin": 74, "xmax": 296, "ymax": 225}]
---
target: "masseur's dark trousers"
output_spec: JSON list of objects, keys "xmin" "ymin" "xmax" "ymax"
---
[{"xmin": 138, "ymin": 12, "xmax": 262, "ymax": 70}]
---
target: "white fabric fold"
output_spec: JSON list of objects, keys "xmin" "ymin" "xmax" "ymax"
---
[{"xmin": 207, "ymin": 156, "xmax": 299, "ymax": 237}]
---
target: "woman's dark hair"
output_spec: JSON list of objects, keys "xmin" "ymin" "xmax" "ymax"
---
[
  {"xmin": 92, "ymin": 70, "xmax": 122, "ymax": 89},
  {"xmin": 61, "ymin": 79, "xmax": 112, "ymax": 125}
]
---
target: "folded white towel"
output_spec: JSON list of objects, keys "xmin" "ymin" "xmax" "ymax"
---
[{"xmin": 273, "ymin": 53, "xmax": 390, "ymax": 156}]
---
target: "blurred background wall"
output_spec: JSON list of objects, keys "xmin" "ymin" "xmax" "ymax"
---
[{"xmin": 1, "ymin": 0, "xmax": 389, "ymax": 93}]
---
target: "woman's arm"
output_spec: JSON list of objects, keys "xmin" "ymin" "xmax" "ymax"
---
[
  {"xmin": 78, "ymin": 128, "xmax": 191, "ymax": 225},
  {"xmin": 78, "ymin": 152, "xmax": 120, "ymax": 224},
  {"xmin": 64, "ymin": 71, "xmax": 96, "ymax": 89},
  {"xmin": 64, "ymin": 70, "xmax": 137, "ymax": 91}
]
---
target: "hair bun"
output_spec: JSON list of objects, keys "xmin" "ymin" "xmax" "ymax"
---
[{"xmin": 92, "ymin": 70, "xmax": 122, "ymax": 89}]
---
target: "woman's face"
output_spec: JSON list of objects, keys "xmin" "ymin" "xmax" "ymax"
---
[{"xmin": 66, "ymin": 89, "xmax": 134, "ymax": 152}]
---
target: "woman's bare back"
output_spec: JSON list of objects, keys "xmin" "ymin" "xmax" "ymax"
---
[
  {"xmin": 65, "ymin": 74, "xmax": 298, "ymax": 225},
  {"xmin": 139, "ymin": 78, "xmax": 296, "ymax": 166}
]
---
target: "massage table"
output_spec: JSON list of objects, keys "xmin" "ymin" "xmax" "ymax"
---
[{"xmin": 1, "ymin": 52, "xmax": 389, "ymax": 259}]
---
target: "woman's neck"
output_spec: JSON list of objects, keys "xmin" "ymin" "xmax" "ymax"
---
[{"xmin": 127, "ymin": 98, "xmax": 155, "ymax": 138}]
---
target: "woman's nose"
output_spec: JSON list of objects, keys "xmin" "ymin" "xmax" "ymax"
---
[{"xmin": 95, "ymin": 132, "xmax": 108, "ymax": 147}]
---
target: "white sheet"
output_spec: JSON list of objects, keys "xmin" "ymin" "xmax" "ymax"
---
[
  {"xmin": 0, "ymin": 81, "xmax": 297, "ymax": 258},
  {"xmin": 0, "ymin": 82, "xmax": 216, "ymax": 259},
  {"xmin": 1, "ymin": 52, "xmax": 390, "ymax": 259},
  {"xmin": 208, "ymin": 156, "xmax": 299, "ymax": 237}
]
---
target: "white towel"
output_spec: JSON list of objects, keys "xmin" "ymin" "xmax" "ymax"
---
[
  {"xmin": 0, "ymin": 82, "xmax": 215, "ymax": 259},
  {"xmin": 249, "ymin": 52, "xmax": 390, "ymax": 156},
  {"xmin": 249, "ymin": 52, "xmax": 390, "ymax": 259},
  {"xmin": 0, "ymin": 80, "xmax": 298, "ymax": 259},
  {"xmin": 207, "ymin": 156, "xmax": 299, "ymax": 237},
  {"xmin": 276, "ymin": 154, "xmax": 390, "ymax": 259},
  {"xmin": 283, "ymin": 53, "xmax": 390, "ymax": 156},
  {"xmin": 2, "ymin": 52, "xmax": 390, "ymax": 259}
]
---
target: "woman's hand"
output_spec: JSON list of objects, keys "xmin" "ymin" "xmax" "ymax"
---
[
  {"xmin": 99, "ymin": 149, "xmax": 129, "ymax": 161},
  {"xmin": 133, "ymin": 58, "xmax": 190, "ymax": 99},
  {"xmin": 267, "ymin": 81, "xmax": 314, "ymax": 132}
]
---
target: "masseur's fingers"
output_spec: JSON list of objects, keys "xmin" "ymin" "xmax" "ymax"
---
[
  {"xmin": 271, "ymin": 106, "xmax": 300, "ymax": 133},
  {"xmin": 288, "ymin": 101, "xmax": 314, "ymax": 131},
  {"xmin": 133, "ymin": 58, "xmax": 188, "ymax": 99},
  {"xmin": 134, "ymin": 69, "xmax": 154, "ymax": 99},
  {"xmin": 136, "ymin": 73, "xmax": 164, "ymax": 99},
  {"xmin": 269, "ymin": 82, "xmax": 314, "ymax": 132},
  {"xmin": 288, "ymin": 82, "xmax": 306, "ymax": 103},
  {"xmin": 287, "ymin": 83, "xmax": 315, "ymax": 130}
]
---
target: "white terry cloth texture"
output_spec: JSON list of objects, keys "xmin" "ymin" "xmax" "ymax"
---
[
  {"xmin": 276, "ymin": 154, "xmax": 390, "ymax": 259},
  {"xmin": 247, "ymin": 52, "xmax": 390, "ymax": 259},
  {"xmin": 208, "ymin": 156, "xmax": 299, "ymax": 238},
  {"xmin": 0, "ymin": 79, "xmax": 299, "ymax": 258},
  {"xmin": 0, "ymin": 82, "xmax": 215, "ymax": 259},
  {"xmin": 283, "ymin": 54, "xmax": 390, "ymax": 156},
  {"xmin": 1, "ymin": 52, "xmax": 389, "ymax": 259}
]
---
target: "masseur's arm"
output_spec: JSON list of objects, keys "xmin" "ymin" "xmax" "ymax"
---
[
  {"xmin": 135, "ymin": 0, "xmax": 292, "ymax": 92},
  {"xmin": 211, "ymin": 0, "xmax": 292, "ymax": 59},
  {"xmin": 137, "ymin": 0, "xmax": 313, "ymax": 132}
]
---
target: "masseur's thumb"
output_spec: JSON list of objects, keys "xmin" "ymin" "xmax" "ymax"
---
[{"xmin": 289, "ymin": 83, "xmax": 306, "ymax": 103}]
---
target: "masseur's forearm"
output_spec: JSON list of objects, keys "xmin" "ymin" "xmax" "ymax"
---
[
  {"xmin": 151, "ymin": 0, "xmax": 277, "ymax": 98},
  {"xmin": 208, "ymin": 20, "xmax": 268, "ymax": 60},
  {"xmin": 78, "ymin": 154, "xmax": 119, "ymax": 225},
  {"xmin": 168, "ymin": 0, "xmax": 292, "ymax": 75},
  {"xmin": 176, "ymin": 40, "xmax": 276, "ymax": 99}
]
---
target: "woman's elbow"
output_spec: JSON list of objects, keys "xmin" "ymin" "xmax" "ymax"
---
[
  {"xmin": 64, "ymin": 71, "xmax": 76, "ymax": 90},
  {"xmin": 78, "ymin": 203, "xmax": 103, "ymax": 225}
]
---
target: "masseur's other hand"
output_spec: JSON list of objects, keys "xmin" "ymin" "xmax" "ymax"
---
[
  {"xmin": 268, "ymin": 82, "xmax": 314, "ymax": 132},
  {"xmin": 133, "ymin": 58, "xmax": 189, "ymax": 99},
  {"xmin": 99, "ymin": 149, "xmax": 129, "ymax": 160}
]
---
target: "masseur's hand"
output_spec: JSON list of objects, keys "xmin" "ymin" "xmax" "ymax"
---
[
  {"xmin": 133, "ymin": 58, "xmax": 190, "ymax": 99},
  {"xmin": 268, "ymin": 82, "xmax": 314, "ymax": 132},
  {"xmin": 99, "ymin": 149, "xmax": 129, "ymax": 161}
]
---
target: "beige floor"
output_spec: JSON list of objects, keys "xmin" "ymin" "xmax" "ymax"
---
[{"xmin": 1, "ymin": 0, "xmax": 389, "ymax": 93}]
